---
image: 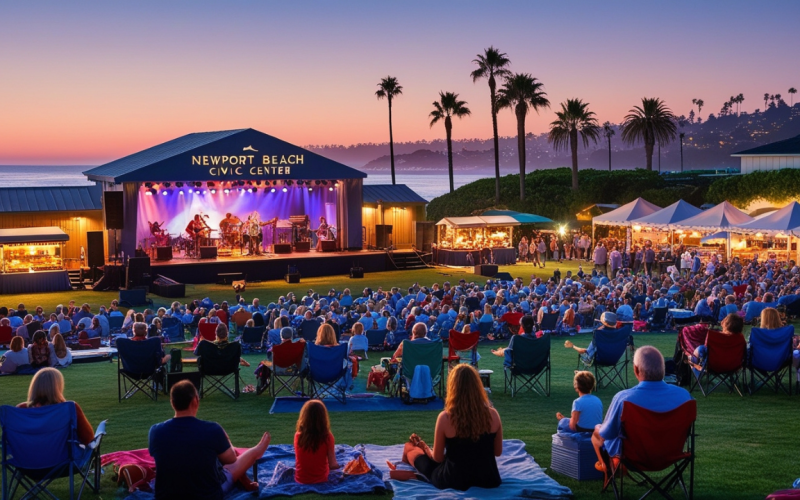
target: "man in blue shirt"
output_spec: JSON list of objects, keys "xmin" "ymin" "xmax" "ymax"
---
[
  {"xmin": 149, "ymin": 381, "xmax": 270, "ymax": 500},
  {"xmin": 718, "ymin": 295, "xmax": 738, "ymax": 321},
  {"xmin": 493, "ymin": 315, "xmax": 536, "ymax": 367},
  {"xmin": 592, "ymin": 346, "xmax": 692, "ymax": 464}
]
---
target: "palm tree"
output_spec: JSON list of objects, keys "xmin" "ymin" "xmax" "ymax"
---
[
  {"xmin": 692, "ymin": 98, "xmax": 704, "ymax": 115},
  {"xmin": 429, "ymin": 92, "xmax": 471, "ymax": 194},
  {"xmin": 737, "ymin": 93, "xmax": 744, "ymax": 114},
  {"xmin": 470, "ymin": 46, "xmax": 512, "ymax": 205},
  {"xmin": 547, "ymin": 100, "xmax": 601, "ymax": 191},
  {"xmin": 496, "ymin": 73, "xmax": 550, "ymax": 201},
  {"xmin": 620, "ymin": 97, "xmax": 678, "ymax": 171},
  {"xmin": 603, "ymin": 121, "xmax": 615, "ymax": 171},
  {"xmin": 789, "ymin": 88, "xmax": 798, "ymax": 106},
  {"xmin": 375, "ymin": 76, "xmax": 403, "ymax": 185},
  {"xmin": 764, "ymin": 93, "xmax": 770, "ymax": 109}
]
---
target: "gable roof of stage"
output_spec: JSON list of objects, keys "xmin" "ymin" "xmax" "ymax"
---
[
  {"xmin": 0, "ymin": 185, "xmax": 102, "ymax": 213},
  {"xmin": 362, "ymin": 184, "xmax": 428, "ymax": 205},
  {"xmin": 83, "ymin": 128, "xmax": 367, "ymax": 183}
]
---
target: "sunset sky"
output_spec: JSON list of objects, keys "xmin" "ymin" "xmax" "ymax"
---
[{"xmin": 1, "ymin": 0, "xmax": 797, "ymax": 165}]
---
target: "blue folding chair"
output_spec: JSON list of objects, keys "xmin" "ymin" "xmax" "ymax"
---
[
  {"xmin": 161, "ymin": 317, "xmax": 184, "ymax": 343},
  {"xmin": 579, "ymin": 324, "xmax": 633, "ymax": 390},
  {"xmin": 538, "ymin": 313, "xmax": 559, "ymax": 333},
  {"xmin": 299, "ymin": 320, "xmax": 320, "ymax": 342},
  {"xmin": 366, "ymin": 329, "xmax": 388, "ymax": 350},
  {"xmin": 107, "ymin": 315, "xmax": 124, "ymax": 334},
  {"xmin": 477, "ymin": 321, "xmax": 493, "ymax": 338},
  {"xmin": 1, "ymin": 402, "xmax": 107, "ymax": 500},
  {"xmin": 748, "ymin": 325, "xmax": 794, "ymax": 395},
  {"xmin": 241, "ymin": 326, "xmax": 267, "ymax": 352},
  {"xmin": 504, "ymin": 333, "xmax": 551, "ymax": 397},
  {"xmin": 307, "ymin": 343, "xmax": 349, "ymax": 404},
  {"xmin": 117, "ymin": 337, "xmax": 165, "ymax": 402}
]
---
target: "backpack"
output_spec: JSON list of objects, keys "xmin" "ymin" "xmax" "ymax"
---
[{"xmin": 169, "ymin": 348, "xmax": 183, "ymax": 373}]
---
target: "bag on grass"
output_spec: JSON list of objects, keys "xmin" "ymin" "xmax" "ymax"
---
[{"xmin": 115, "ymin": 463, "xmax": 155, "ymax": 493}]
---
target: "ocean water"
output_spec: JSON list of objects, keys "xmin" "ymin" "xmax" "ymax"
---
[{"xmin": 0, "ymin": 165, "xmax": 487, "ymax": 201}]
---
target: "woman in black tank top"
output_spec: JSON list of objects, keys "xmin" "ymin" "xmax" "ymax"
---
[{"xmin": 389, "ymin": 364, "xmax": 502, "ymax": 491}]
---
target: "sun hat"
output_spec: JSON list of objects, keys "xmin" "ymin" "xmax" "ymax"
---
[{"xmin": 596, "ymin": 311, "xmax": 618, "ymax": 328}]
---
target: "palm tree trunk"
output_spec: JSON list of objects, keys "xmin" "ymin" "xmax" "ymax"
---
[
  {"xmin": 516, "ymin": 105, "xmax": 527, "ymax": 202},
  {"xmin": 570, "ymin": 129, "xmax": 579, "ymax": 191},
  {"xmin": 445, "ymin": 117, "xmax": 454, "ymax": 193},
  {"xmin": 388, "ymin": 99, "xmax": 396, "ymax": 185},
  {"xmin": 645, "ymin": 139, "xmax": 654, "ymax": 171},
  {"xmin": 489, "ymin": 76, "xmax": 500, "ymax": 205}
]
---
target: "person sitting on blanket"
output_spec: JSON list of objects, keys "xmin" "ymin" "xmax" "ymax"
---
[
  {"xmin": 490, "ymin": 315, "xmax": 535, "ymax": 366},
  {"xmin": 391, "ymin": 323, "xmax": 431, "ymax": 361},
  {"xmin": 556, "ymin": 370, "xmax": 603, "ymax": 433},
  {"xmin": 195, "ymin": 323, "xmax": 251, "ymax": 367},
  {"xmin": 149, "ymin": 380, "xmax": 270, "ymax": 499},
  {"xmin": 387, "ymin": 364, "xmax": 502, "ymax": 491},
  {"xmin": 132, "ymin": 322, "xmax": 171, "ymax": 366},
  {"xmin": 17, "ymin": 368, "xmax": 94, "ymax": 445},
  {"xmin": 294, "ymin": 399, "xmax": 340, "ymax": 484},
  {"xmin": 29, "ymin": 330, "xmax": 55, "ymax": 368},
  {"xmin": 563, "ymin": 311, "xmax": 618, "ymax": 365},
  {"xmin": 348, "ymin": 322, "xmax": 369, "ymax": 359},
  {"xmin": 0, "ymin": 336, "xmax": 29, "ymax": 374},
  {"xmin": 591, "ymin": 346, "xmax": 692, "ymax": 475}
]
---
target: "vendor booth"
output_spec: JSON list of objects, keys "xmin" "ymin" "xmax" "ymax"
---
[
  {"xmin": 0, "ymin": 226, "xmax": 72, "ymax": 293},
  {"xmin": 629, "ymin": 200, "xmax": 704, "ymax": 257},
  {"xmin": 433, "ymin": 216, "xmax": 519, "ymax": 265},
  {"xmin": 670, "ymin": 201, "xmax": 754, "ymax": 261},
  {"xmin": 735, "ymin": 201, "xmax": 800, "ymax": 262},
  {"xmin": 592, "ymin": 198, "xmax": 662, "ymax": 252}
]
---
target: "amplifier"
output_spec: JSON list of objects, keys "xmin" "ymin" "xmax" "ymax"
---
[
  {"xmin": 295, "ymin": 241, "xmax": 311, "ymax": 253},
  {"xmin": 320, "ymin": 240, "xmax": 336, "ymax": 252},
  {"xmin": 274, "ymin": 244, "xmax": 292, "ymax": 254},
  {"xmin": 199, "ymin": 246, "xmax": 218, "ymax": 259},
  {"xmin": 285, "ymin": 273, "xmax": 301, "ymax": 284},
  {"xmin": 350, "ymin": 267, "xmax": 364, "ymax": 279},
  {"xmin": 156, "ymin": 246, "xmax": 173, "ymax": 261},
  {"xmin": 474, "ymin": 264, "xmax": 498, "ymax": 277}
]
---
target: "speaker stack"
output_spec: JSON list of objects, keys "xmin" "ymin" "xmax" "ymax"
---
[{"xmin": 104, "ymin": 191, "xmax": 124, "ymax": 230}]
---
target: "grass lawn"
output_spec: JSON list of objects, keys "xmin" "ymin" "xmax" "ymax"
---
[{"xmin": 0, "ymin": 260, "xmax": 795, "ymax": 499}]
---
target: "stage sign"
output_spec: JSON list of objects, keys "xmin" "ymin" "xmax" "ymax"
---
[{"xmin": 193, "ymin": 152, "xmax": 304, "ymax": 178}]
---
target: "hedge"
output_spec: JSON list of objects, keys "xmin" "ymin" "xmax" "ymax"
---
[{"xmin": 706, "ymin": 168, "xmax": 800, "ymax": 207}]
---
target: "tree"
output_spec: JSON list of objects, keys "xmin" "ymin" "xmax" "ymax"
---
[
  {"xmin": 737, "ymin": 93, "xmax": 744, "ymax": 114},
  {"xmin": 790, "ymin": 87, "xmax": 798, "ymax": 106},
  {"xmin": 547, "ymin": 99, "xmax": 601, "ymax": 191},
  {"xmin": 620, "ymin": 97, "xmax": 678, "ymax": 171},
  {"xmin": 764, "ymin": 93, "xmax": 770, "ymax": 109},
  {"xmin": 375, "ymin": 76, "xmax": 403, "ymax": 185},
  {"xmin": 775, "ymin": 93, "xmax": 783, "ymax": 106},
  {"xmin": 470, "ymin": 46, "xmax": 512, "ymax": 205},
  {"xmin": 496, "ymin": 73, "xmax": 550, "ymax": 201},
  {"xmin": 692, "ymin": 98, "xmax": 704, "ymax": 114},
  {"xmin": 429, "ymin": 92, "xmax": 471, "ymax": 194},
  {"xmin": 688, "ymin": 109, "xmax": 695, "ymax": 123},
  {"xmin": 603, "ymin": 121, "xmax": 615, "ymax": 171}
]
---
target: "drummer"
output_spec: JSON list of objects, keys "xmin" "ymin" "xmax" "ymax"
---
[{"xmin": 220, "ymin": 213, "xmax": 242, "ymax": 230}]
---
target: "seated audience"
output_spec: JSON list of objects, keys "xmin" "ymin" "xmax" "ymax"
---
[
  {"xmin": 0, "ymin": 336, "xmax": 29, "ymax": 374},
  {"xmin": 692, "ymin": 313, "xmax": 744, "ymax": 364},
  {"xmin": 348, "ymin": 322, "xmax": 369, "ymax": 359},
  {"xmin": 391, "ymin": 323, "xmax": 430, "ymax": 360},
  {"xmin": 759, "ymin": 307, "xmax": 782, "ymax": 329},
  {"xmin": 556, "ymin": 371, "xmax": 603, "ymax": 433},
  {"xmin": 132, "ymin": 322, "xmax": 171, "ymax": 366},
  {"xmin": 491, "ymin": 316, "xmax": 535, "ymax": 365},
  {"xmin": 52, "ymin": 333, "xmax": 72, "ymax": 367},
  {"xmin": 294, "ymin": 399, "xmax": 339, "ymax": 484},
  {"xmin": 29, "ymin": 330, "xmax": 55, "ymax": 368},
  {"xmin": 195, "ymin": 323, "xmax": 250, "ymax": 367},
  {"xmin": 149, "ymin": 380, "xmax": 270, "ymax": 499}
]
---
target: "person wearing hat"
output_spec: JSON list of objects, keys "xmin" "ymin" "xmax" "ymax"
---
[{"xmin": 563, "ymin": 311, "xmax": 618, "ymax": 365}]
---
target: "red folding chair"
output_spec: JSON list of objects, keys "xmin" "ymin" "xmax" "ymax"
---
[
  {"xmin": 216, "ymin": 310, "xmax": 228, "ymax": 326},
  {"xmin": 603, "ymin": 400, "xmax": 697, "ymax": 500},
  {"xmin": 692, "ymin": 330, "xmax": 747, "ymax": 397},
  {"xmin": 732, "ymin": 284, "xmax": 748, "ymax": 299},
  {"xmin": 269, "ymin": 341, "xmax": 306, "ymax": 397},
  {"xmin": 198, "ymin": 322, "xmax": 217, "ymax": 342},
  {"xmin": 678, "ymin": 324, "xmax": 713, "ymax": 363},
  {"xmin": 0, "ymin": 325, "xmax": 12, "ymax": 347},
  {"xmin": 447, "ymin": 329, "xmax": 479, "ymax": 370}
]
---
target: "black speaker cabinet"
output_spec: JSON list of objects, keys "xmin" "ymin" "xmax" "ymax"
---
[
  {"xmin": 127, "ymin": 256, "xmax": 151, "ymax": 288},
  {"xmin": 274, "ymin": 244, "xmax": 292, "ymax": 254},
  {"xmin": 155, "ymin": 246, "xmax": 173, "ymax": 261},
  {"xmin": 350, "ymin": 267, "xmax": 364, "ymax": 279},
  {"xmin": 86, "ymin": 231, "xmax": 105, "ymax": 268},
  {"xmin": 295, "ymin": 241, "xmax": 311, "ymax": 253},
  {"xmin": 199, "ymin": 246, "xmax": 218, "ymax": 259},
  {"xmin": 320, "ymin": 240, "xmax": 336, "ymax": 252},
  {"xmin": 285, "ymin": 273, "xmax": 301, "ymax": 283},
  {"xmin": 474, "ymin": 264, "xmax": 498, "ymax": 277},
  {"xmin": 104, "ymin": 191, "xmax": 124, "ymax": 230},
  {"xmin": 119, "ymin": 288, "xmax": 147, "ymax": 306}
]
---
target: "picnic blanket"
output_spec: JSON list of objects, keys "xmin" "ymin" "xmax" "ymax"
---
[{"xmin": 365, "ymin": 439, "xmax": 572, "ymax": 500}]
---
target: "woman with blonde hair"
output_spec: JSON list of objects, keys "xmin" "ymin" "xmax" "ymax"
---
[
  {"xmin": 760, "ymin": 307, "xmax": 782, "ymax": 330},
  {"xmin": 48, "ymin": 323, "xmax": 60, "ymax": 341},
  {"xmin": 17, "ymin": 367, "xmax": 94, "ymax": 444},
  {"xmin": 389, "ymin": 364, "xmax": 502, "ymax": 490},
  {"xmin": 52, "ymin": 333, "xmax": 72, "ymax": 367}
]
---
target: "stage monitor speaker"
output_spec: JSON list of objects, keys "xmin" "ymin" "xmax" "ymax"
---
[
  {"xmin": 320, "ymin": 240, "xmax": 336, "ymax": 252},
  {"xmin": 127, "ymin": 256, "xmax": 151, "ymax": 288},
  {"xmin": 474, "ymin": 264, "xmax": 498, "ymax": 277},
  {"xmin": 155, "ymin": 246, "xmax": 173, "ymax": 261},
  {"xmin": 350, "ymin": 267, "xmax": 364, "ymax": 279},
  {"xmin": 104, "ymin": 191, "xmax": 124, "ymax": 230},
  {"xmin": 274, "ymin": 244, "xmax": 292, "ymax": 254},
  {"xmin": 119, "ymin": 288, "xmax": 147, "ymax": 307},
  {"xmin": 86, "ymin": 231, "xmax": 105, "ymax": 268},
  {"xmin": 285, "ymin": 273, "xmax": 301, "ymax": 283},
  {"xmin": 295, "ymin": 241, "xmax": 311, "ymax": 253},
  {"xmin": 376, "ymin": 225, "xmax": 393, "ymax": 248},
  {"xmin": 200, "ymin": 246, "xmax": 218, "ymax": 259}
]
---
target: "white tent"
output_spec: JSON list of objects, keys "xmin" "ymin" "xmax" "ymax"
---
[
  {"xmin": 736, "ymin": 201, "xmax": 800, "ymax": 234},
  {"xmin": 630, "ymin": 200, "xmax": 702, "ymax": 228},
  {"xmin": 670, "ymin": 201, "xmax": 753, "ymax": 230},
  {"xmin": 436, "ymin": 216, "xmax": 520, "ymax": 228},
  {"xmin": 592, "ymin": 197, "xmax": 662, "ymax": 226}
]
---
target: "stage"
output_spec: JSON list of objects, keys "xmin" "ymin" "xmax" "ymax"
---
[{"xmin": 147, "ymin": 249, "xmax": 387, "ymax": 284}]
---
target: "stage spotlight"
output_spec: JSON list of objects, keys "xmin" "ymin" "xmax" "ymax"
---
[
  {"xmin": 195, "ymin": 182, "xmax": 202, "ymax": 188},
  {"xmin": 251, "ymin": 188, "xmax": 258, "ymax": 193},
  {"xmin": 210, "ymin": 188, "xmax": 217, "ymax": 194},
  {"xmin": 202, "ymin": 190, "xmax": 207, "ymax": 194},
  {"xmin": 144, "ymin": 182, "xmax": 153, "ymax": 188},
  {"xmin": 329, "ymin": 186, "xmax": 334, "ymax": 191},
  {"xmin": 256, "ymin": 181, "xmax": 262, "ymax": 186},
  {"xmin": 287, "ymin": 180, "xmax": 293, "ymax": 186},
  {"xmin": 207, "ymin": 181, "xmax": 215, "ymax": 188},
  {"xmin": 308, "ymin": 187, "xmax": 313, "ymax": 192},
  {"xmin": 145, "ymin": 190, "xmax": 153, "ymax": 196},
  {"xmin": 176, "ymin": 182, "xmax": 184, "ymax": 188},
  {"xmin": 334, "ymin": 180, "xmax": 339, "ymax": 186},
  {"xmin": 164, "ymin": 182, "xmax": 171, "ymax": 188},
  {"xmin": 314, "ymin": 180, "xmax": 320, "ymax": 185},
  {"xmin": 322, "ymin": 180, "xmax": 328, "ymax": 185},
  {"xmin": 161, "ymin": 190, "xmax": 168, "ymax": 196},
  {"xmin": 188, "ymin": 188, "xmax": 194, "ymax": 194},
  {"xmin": 179, "ymin": 190, "xmax": 184, "ymax": 195},
  {"xmin": 282, "ymin": 187, "xmax": 288, "ymax": 193},
  {"xmin": 270, "ymin": 188, "xmax": 276, "ymax": 193},
  {"xmin": 223, "ymin": 188, "xmax": 230, "ymax": 194},
  {"xmin": 247, "ymin": 188, "xmax": 253, "ymax": 193}
]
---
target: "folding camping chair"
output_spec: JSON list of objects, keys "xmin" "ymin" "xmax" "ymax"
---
[
  {"xmin": 447, "ymin": 329, "xmax": 479, "ymax": 370},
  {"xmin": 366, "ymin": 329, "xmax": 388, "ymax": 351},
  {"xmin": 198, "ymin": 322, "xmax": 217, "ymax": 342},
  {"xmin": 196, "ymin": 339, "xmax": 242, "ymax": 399},
  {"xmin": 747, "ymin": 325, "xmax": 794, "ymax": 395},
  {"xmin": 503, "ymin": 332, "xmax": 551, "ymax": 397},
  {"xmin": 677, "ymin": 324, "xmax": 713, "ymax": 386},
  {"xmin": 306, "ymin": 343, "xmax": 349, "ymax": 404},
  {"xmin": 395, "ymin": 340, "xmax": 445, "ymax": 403},
  {"xmin": 108, "ymin": 315, "xmax": 124, "ymax": 335},
  {"xmin": 0, "ymin": 326, "xmax": 12, "ymax": 348},
  {"xmin": 579, "ymin": 324, "xmax": 634, "ymax": 390},
  {"xmin": 117, "ymin": 337, "xmax": 165, "ymax": 402},
  {"xmin": 299, "ymin": 320, "xmax": 320, "ymax": 343},
  {"xmin": 216, "ymin": 309, "xmax": 228, "ymax": 326},
  {"xmin": 161, "ymin": 316, "xmax": 185, "ymax": 343},
  {"xmin": 602, "ymin": 400, "xmax": 696, "ymax": 500},
  {"xmin": 0, "ymin": 403, "xmax": 107, "ymax": 500},
  {"xmin": 538, "ymin": 312, "xmax": 559, "ymax": 333},
  {"xmin": 477, "ymin": 321, "xmax": 493, "ymax": 339},
  {"xmin": 648, "ymin": 307, "xmax": 670, "ymax": 332},
  {"xmin": 732, "ymin": 284, "xmax": 748, "ymax": 299},
  {"xmin": 240, "ymin": 326, "xmax": 267, "ymax": 352},
  {"xmin": 691, "ymin": 329, "xmax": 747, "ymax": 396},
  {"xmin": 266, "ymin": 340, "xmax": 307, "ymax": 397}
]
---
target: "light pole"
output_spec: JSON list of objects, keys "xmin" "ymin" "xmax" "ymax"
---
[{"xmin": 679, "ymin": 132, "xmax": 685, "ymax": 172}]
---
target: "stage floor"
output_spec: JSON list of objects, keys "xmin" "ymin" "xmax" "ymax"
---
[{"xmin": 143, "ymin": 249, "xmax": 388, "ymax": 284}]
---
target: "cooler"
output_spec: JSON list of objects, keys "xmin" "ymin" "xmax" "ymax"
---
[{"xmin": 550, "ymin": 432, "xmax": 604, "ymax": 481}]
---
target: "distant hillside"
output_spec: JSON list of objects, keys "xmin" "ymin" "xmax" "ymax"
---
[{"xmin": 307, "ymin": 103, "xmax": 800, "ymax": 174}]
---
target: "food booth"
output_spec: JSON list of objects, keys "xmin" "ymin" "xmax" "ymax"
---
[
  {"xmin": 433, "ymin": 216, "xmax": 518, "ymax": 266},
  {"xmin": 0, "ymin": 227, "xmax": 72, "ymax": 293}
]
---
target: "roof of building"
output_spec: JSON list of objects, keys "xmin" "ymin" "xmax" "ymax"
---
[
  {"xmin": 0, "ymin": 185, "xmax": 102, "ymax": 213},
  {"xmin": 83, "ymin": 128, "xmax": 367, "ymax": 183},
  {"xmin": 732, "ymin": 134, "xmax": 800, "ymax": 156},
  {"xmin": 0, "ymin": 226, "xmax": 69, "ymax": 244},
  {"xmin": 362, "ymin": 184, "xmax": 427, "ymax": 204}
]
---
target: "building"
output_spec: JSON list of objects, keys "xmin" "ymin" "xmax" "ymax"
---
[
  {"xmin": 731, "ymin": 134, "xmax": 800, "ymax": 174},
  {"xmin": 361, "ymin": 184, "xmax": 428, "ymax": 249}
]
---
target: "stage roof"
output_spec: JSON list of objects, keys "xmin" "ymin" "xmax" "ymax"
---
[
  {"xmin": 0, "ymin": 185, "xmax": 102, "ymax": 213},
  {"xmin": 0, "ymin": 226, "xmax": 69, "ymax": 244},
  {"xmin": 83, "ymin": 128, "xmax": 367, "ymax": 183},
  {"xmin": 362, "ymin": 184, "xmax": 428, "ymax": 205}
]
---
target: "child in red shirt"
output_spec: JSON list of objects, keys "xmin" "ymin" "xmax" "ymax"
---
[{"xmin": 294, "ymin": 400, "xmax": 339, "ymax": 484}]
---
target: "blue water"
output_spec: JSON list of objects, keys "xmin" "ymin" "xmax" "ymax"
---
[{"xmin": 0, "ymin": 165, "xmax": 485, "ymax": 201}]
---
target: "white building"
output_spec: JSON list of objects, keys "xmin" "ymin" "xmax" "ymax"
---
[{"xmin": 732, "ymin": 134, "xmax": 800, "ymax": 174}]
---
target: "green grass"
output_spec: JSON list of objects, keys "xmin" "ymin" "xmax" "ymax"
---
[{"xmin": 0, "ymin": 262, "xmax": 794, "ymax": 499}]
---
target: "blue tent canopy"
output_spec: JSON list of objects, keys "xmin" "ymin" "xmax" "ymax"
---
[{"xmin": 481, "ymin": 210, "xmax": 553, "ymax": 224}]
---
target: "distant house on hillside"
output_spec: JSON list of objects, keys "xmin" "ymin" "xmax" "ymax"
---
[{"xmin": 731, "ymin": 134, "xmax": 800, "ymax": 174}]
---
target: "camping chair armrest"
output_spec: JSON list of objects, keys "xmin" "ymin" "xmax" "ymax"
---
[{"xmin": 89, "ymin": 420, "xmax": 108, "ymax": 450}]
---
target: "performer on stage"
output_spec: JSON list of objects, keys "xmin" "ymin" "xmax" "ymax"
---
[
  {"xmin": 186, "ymin": 214, "xmax": 211, "ymax": 247},
  {"xmin": 219, "ymin": 213, "xmax": 242, "ymax": 248},
  {"xmin": 315, "ymin": 216, "xmax": 329, "ymax": 251},
  {"xmin": 245, "ymin": 212, "xmax": 265, "ymax": 256}
]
